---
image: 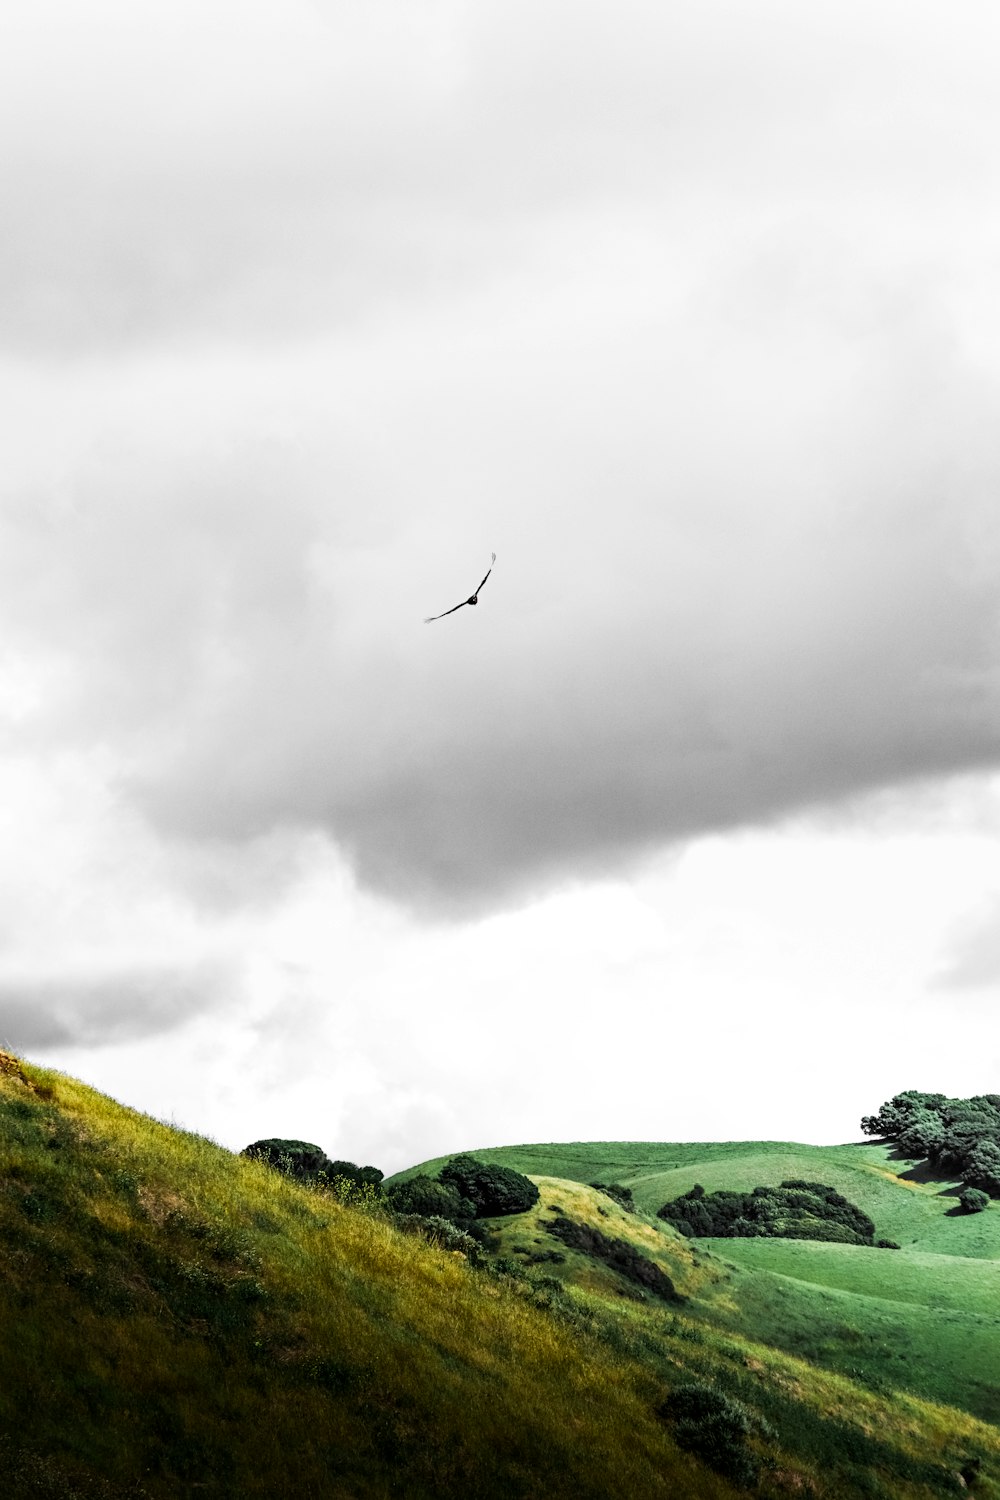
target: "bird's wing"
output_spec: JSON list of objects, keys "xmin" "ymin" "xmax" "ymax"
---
[
  {"xmin": 474, "ymin": 552, "xmax": 497, "ymax": 593},
  {"xmin": 424, "ymin": 600, "xmax": 468, "ymax": 623}
]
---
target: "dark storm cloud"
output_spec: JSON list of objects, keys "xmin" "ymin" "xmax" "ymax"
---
[{"xmin": 0, "ymin": 961, "xmax": 232, "ymax": 1051}]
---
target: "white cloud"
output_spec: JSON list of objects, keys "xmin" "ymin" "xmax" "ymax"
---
[{"xmin": 3, "ymin": 0, "xmax": 1000, "ymax": 1160}]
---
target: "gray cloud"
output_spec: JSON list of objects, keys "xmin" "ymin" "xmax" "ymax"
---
[
  {"xmin": 4, "ymin": 0, "xmax": 1000, "ymax": 918},
  {"xmin": 7, "ymin": 313, "xmax": 1000, "ymax": 917},
  {"xmin": 0, "ymin": 960, "xmax": 233, "ymax": 1051},
  {"xmin": 2, "ymin": 1, "xmax": 998, "ymax": 351}
]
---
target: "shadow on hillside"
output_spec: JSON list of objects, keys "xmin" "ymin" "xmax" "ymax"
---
[{"xmin": 884, "ymin": 1148, "xmax": 965, "ymax": 1197}]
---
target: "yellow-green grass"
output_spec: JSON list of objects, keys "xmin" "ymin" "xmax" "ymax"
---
[
  {"xmin": 6, "ymin": 1055, "xmax": 1000, "ymax": 1500},
  {"xmin": 0, "ymin": 1052, "xmax": 742, "ymax": 1500},
  {"xmin": 474, "ymin": 1177, "xmax": 1000, "ymax": 1496}
]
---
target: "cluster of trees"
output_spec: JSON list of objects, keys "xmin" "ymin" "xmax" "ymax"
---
[
  {"xmin": 242, "ymin": 1142, "xmax": 539, "ymax": 1237},
  {"xmin": 861, "ymin": 1091, "xmax": 1000, "ymax": 1203},
  {"xmin": 658, "ymin": 1180, "xmax": 892, "ymax": 1247},
  {"xmin": 386, "ymin": 1154, "xmax": 539, "ymax": 1231},
  {"xmin": 241, "ymin": 1139, "xmax": 383, "ymax": 1193}
]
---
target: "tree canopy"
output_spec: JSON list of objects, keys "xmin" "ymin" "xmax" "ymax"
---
[
  {"xmin": 438, "ymin": 1154, "xmax": 539, "ymax": 1218},
  {"xmin": 861, "ymin": 1092, "xmax": 1000, "ymax": 1197},
  {"xmin": 241, "ymin": 1139, "xmax": 383, "ymax": 1190},
  {"xmin": 658, "ymin": 1180, "xmax": 880, "ymax": 1245}
]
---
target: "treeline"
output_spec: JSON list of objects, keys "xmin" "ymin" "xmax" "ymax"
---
[
  {"xmin": 657, "ymin": 1180, "xmax": 895, "ymax": 1247},
  {"xmin": 861, "ymin": 1091, "xmax": 1000, "ymax": 1200}
]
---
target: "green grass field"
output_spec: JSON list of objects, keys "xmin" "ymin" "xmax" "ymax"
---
[
  {"xmin": 394, "ymin": 1137, "xmax": 1000, "ymax": 1424},
  {"xmin": 5, "ymin": 1052, "xmax": 1000, "ymax": 1498}
]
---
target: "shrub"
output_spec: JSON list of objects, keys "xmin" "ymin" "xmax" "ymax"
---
[
  {"xmin": 959, "ymin": 1187, "xmax": 990, "ymax": 1215},
  {"xmin": 658, "ymin": 1382, "xmax": 768, "ymax": 1488},
  {"xmin": 241, "ymin": 1140, "xmax": 331, "ymax": 1179},
  {"xmin": 544, "ymin": 1212, "xmax": 682, "ymax": 1303},
  {"xmin": 658, "ymin": 1180, "xmax": 877, "ymax": 1246},
  {"xmin": 390, "ymin": 1213, "xmax": 482, "ymax": 1262},
  {"xmin": 326, "ymin": 1160, "xmax": 384, "ymax": 1190},
  {"xmin": 590, "ymin": 1182, "xmax": 636, "ymax": 1212},
  {"xmin": 438, "ymin": 1155, "xmax": 539, "ymax": 1218},
  {"xmin": 240, "ymin": 1142, "xmax": 383, "ymax": 1197},
  {"xmin": 385, "ymin": 1175, "xmax": 473, "ymax": 1223}
]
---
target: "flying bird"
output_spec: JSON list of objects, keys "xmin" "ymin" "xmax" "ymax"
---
[{"xmin": 424, "ymin": 552, "xmax": 496, "ymax": 622}]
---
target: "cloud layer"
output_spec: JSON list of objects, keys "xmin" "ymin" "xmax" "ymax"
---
[{"xmin": 4, "ymin": 0, "xmax": 1000, "ymax": 928}]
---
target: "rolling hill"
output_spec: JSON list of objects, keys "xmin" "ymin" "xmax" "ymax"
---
[
  {"xmin": 3, "ymin": 1050, "xmax": 1000, "ymax": 1498},
  {"xmin": 394, "ymin": 1138, "xmax": 1000, "ymax": 1424}
]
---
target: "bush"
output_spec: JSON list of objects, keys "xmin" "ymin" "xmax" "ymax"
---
[
  {"xmin": 241, "ymin": 1140, "xmax": 331, "ymax": 1179},
  {"xmin": 590, "ymin": 1182, "xmax": 636, "ymax": 1212},
  {"xmin": 390, "ymin": 1213, "xmax": 482, "ymax": 1262},
  {"xmin": 544, "ymin": 1212, "xmax": 682, "ymax": 1303},
  {"xmin": 959, "ymin": 1187, "xmax": 990, "ymax": 1215},
  {"xmin": 658, "ymin": 1180, "xmax": 877, "ymax": 1246},
  {"xmin": 326, "ymin": 1160, "xmax": 384, "ymax": 1190},
  {"xmin": 439, "ymin": 1155, "xmax": 539, "ymax": 1218},
  {"xmin": 659, "ymin": 1383, "xmax": 768, "ymax": 1488},
  {"xmin": 385, "ymin": 1175, "xmax": 473, "ymax": 1223},
  {"xmin": 241, "ymin": 1142, "xmax": 383, "ymax": 1201}
]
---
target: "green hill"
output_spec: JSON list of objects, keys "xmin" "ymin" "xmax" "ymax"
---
[
  {"xmin": 394, "ymin": 1138, "xmax": 1000, "ymax": 1424},
  {"xmin": 4, "ymin": 1052, "xmax": 1000, "ymax": 1498}
]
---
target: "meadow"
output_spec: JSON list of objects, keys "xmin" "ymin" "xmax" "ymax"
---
[{"xmin": 3, "ymin": 1050, "xmax": 999, "ymax": 1498}]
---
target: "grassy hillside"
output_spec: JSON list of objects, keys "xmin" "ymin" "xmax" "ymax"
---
[
  {"xmin": 394, "ymin": 1139, "xmax": 1000, "ymax": 1425},
  {"xmin": 5, "ymin": 1055, "xmax": 1000, "ymax": 1499},
  {"xmin": 0, "ymin": 1051, "xmax": 739, "ymax": 1500}
]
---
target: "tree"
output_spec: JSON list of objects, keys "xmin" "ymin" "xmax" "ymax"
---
[
  {"xmin": 241, "ymin": 1139, "xmax": 333, "ymax": 1179},
  {"xmin": 960, "ymin": 1141, "xmax": 1000, "ymax": 1198},
  {"xmin": 438, "ymin": 1155, "xmax": 539, "ymax": 1218},
  {"xmin": 241, "ymin": 1141, "xmax": 383, "ymax": 1193},
  {"xmin": 327, "ymin": 1160, "xmax": 384, "ymax": 1190},
  {"xmin": 860, "ymin": 1092, "xmax": 947, "ymax": 1140},
  {"xmin": 896, "ymin": 1110, "xmax": 946, "ymax": 1158},
  {"xmin": 385, "ymin": 1175, "xmax": 474, "ymax": 1223}
]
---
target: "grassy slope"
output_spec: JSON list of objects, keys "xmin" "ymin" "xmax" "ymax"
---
[
  {"xmin": 393, "ymin": 1139, "xmax": 1000, "ymax": 1424},
  {"xmin": 0, "ymin": 1052, "xmax": 740, "ymax": 1500},
  {"xmin": 6, "ymin": 1058, "xmax": 1000, "ymax": 1499},
  {"xmin": 474, "ymin": 1176, "xmax": 1000, "ymax": 1496}
]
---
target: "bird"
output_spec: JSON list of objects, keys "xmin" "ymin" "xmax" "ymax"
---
[{"xmin": 424, "ymin": 553, "xmax": 496, "ymax": 622}]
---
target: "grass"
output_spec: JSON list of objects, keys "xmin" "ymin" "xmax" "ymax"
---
[
  {"xmin": 5, "ymin": 1053, "xmax": 1000, "ymax": 1498},
  {"xmin": 0, "ymin": 1051, "xmax": 745, "ymax": 1499},
  {"xmin": 394, "ymin": 1137, "xmax": 1000, "ymax": 1427}
]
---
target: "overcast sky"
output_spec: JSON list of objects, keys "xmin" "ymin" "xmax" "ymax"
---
[{"xmin": 3, "ymin": 0, "xmax": 1000, "ymax": 1173}]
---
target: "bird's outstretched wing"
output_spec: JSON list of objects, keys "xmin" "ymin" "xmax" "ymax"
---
[
  {"xmin": 424, "ymin": 601, "xmax": 469, "ymax": 623},
  {"xmin": 423, "ymin": 552, "xmax": 497, "ymax": 623},
  {"xmin": 474, "ymin": 552, "xmax": 497, "ymax": 594}
]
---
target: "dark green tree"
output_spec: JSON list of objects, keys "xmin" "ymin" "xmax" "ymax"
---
[
  {"xmin": 327, "ymin": 1160, "xmax": 384, "ymax": 1190},
  {"xmin": 241, "ymin": 1139, "xmax": 332, "ymax": 1179},
  {"xmin": 385, "ymin": 1175, "xmax": 474, "ymax": 1223},
  {"xmin": 860, "ymin": 1091, "xmax": 947, "ymax": 1140},
  {"xmin": 960, "ymin": 1142, "xmax": 1000, "ymax": 1197},
  {"xmin": 439, "ymin": 1154, "xmax": 539, "ymax": 1218}
]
